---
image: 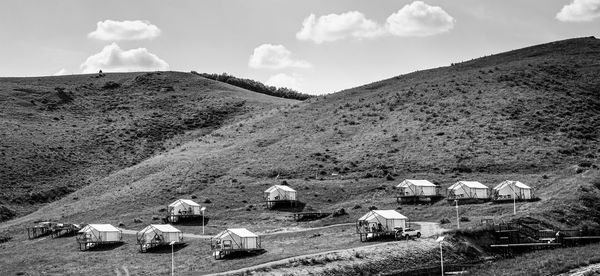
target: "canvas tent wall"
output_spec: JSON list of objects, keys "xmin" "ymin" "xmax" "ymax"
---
[
  {"xmin": 137, "ymin": 224, "xmax": 183, "ymax": 244},
  {"xmin": 213, "ymin": 228, "xmax": 260, "ymax": 250},
  {"xmin": 264, "ymin": 185, "xmax": 296, "ymax": 201},
  {"xmin": 493, "ymin": 180, "xmax": 533, "ymax": 199},
  {"xmin": 357, "ymin": 210, "xmax": 407, "ymax": 232},
  {"xmin": 168, "ymin": 199, "xmax": 201, "ymax": 215},
  {"xmin": 397, "ymin": 179, "xmax": 438, "ymax": 196},
  {"xmin": 448, "ymin": 181, "xmax": 489, "ymax": 199},
  {"xmin": 78, "ymin": 224, "xmax": 122, "ymax": 242}
]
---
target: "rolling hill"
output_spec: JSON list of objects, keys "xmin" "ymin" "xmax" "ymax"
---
[{"xmin": 0, "ymin": 37, "xmax": 599, "ymax": 275}]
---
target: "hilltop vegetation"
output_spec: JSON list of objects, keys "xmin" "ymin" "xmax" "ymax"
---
[{"xmin": 192, "ymin": 71, "xmax": 313, "ymax": 100}]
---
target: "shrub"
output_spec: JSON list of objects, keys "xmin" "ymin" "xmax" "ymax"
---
[
  {"xmin": 460, "ymin": 216, "xmax": 470, "ymax": 222},
  {"xmin": 332, "ymin": 208, "xmax": 348, "ymax": 217},
  {"xmin": 133, "ymin": 218, "xmax": 143, "ymax": 223},
  {"xmin": 204, "ymin": 199, "xmax": 212, "ymax": 204},
  {"xmin": 369, "ymin": 206, "xmax": 378, "ymax": 210},
  {"xmin": 353, "ymin": 204, "xmax": 362, "ymax": 209},
  {"xmin": 102, "ymin": 81, "xmax": 120, "ymax": 89},
  {"xmin": 440, "ymin": 218, "xmax": 451, "ymax": 224}
]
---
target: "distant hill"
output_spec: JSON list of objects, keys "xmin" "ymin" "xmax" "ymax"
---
[
  {"xmin": 1, "ymin": 37, "xmax": 599, "ymax": 233},
  {"xmin": 0, "ymin": 71, "xmax": 296, "ymax": 218},
  {"xmin": 193, "ymin": 71, "xmax": 314, "ymax": 100}
]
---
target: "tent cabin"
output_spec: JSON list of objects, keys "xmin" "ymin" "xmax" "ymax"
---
[
  {"xmin": 166, "ymin": 199, "xmax": 203, "ymax": 223},
  {"xmin": 76, "ymin": 224, "xmax": 123, "ymax": 251},
  {"xmin": 136, "ymin": 224, "xmax": 184, "ymax": 252},
  {"xmin": 211, "ymin": 228, "xmax": 263, "ymax": 259},
  {"xmin": 447, "ymin": 181, "xmax": 490, "ymax": 201},
  {"xmin": 264, "ymin": 185, "xmax": 297, "ymax": 208},
  {"xmin": 356, "ymin": 210, "xmax": 408, "ymax": 241},
  {"xmin": 493, "ymin": 180, "xmax": 534, "ymax": 201},
  {"xmin": 396, "ymin": 179, "xmax": 443, "ymax": 204}
]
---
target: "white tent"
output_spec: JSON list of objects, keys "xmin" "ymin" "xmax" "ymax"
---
[
  {"xmin": 137, "ymin": 224, "xmax": 183, "ymax": 245},
  {"xmin": 358, "ymin": 210, "xmax": 407, "ymax": 232},
  {"xmin": 493, "ymin": 180, "xmax": 533, "ymax": 200},
  {"xmin": 264, "ymin": 185, "xmax": 296, "ymax": 201},
  {"xmin": 169, "ymin": 199, "xmax": 202, "ymax": 215},
  {"xmin": 213, "ymin": 228, "xmax": 260, "ymax": 250},
  {"xmin": 448, "ymin": 181, "xmax": 489, "ymax": 199},
  {"xmin": 78, "ymin": 224, "xmax": 121, "ymax": 242},
  {"xmin": 397, "ymin": 179, "xmax": 437, "ymax": 196}
]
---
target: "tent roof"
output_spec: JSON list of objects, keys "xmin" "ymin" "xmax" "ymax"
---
[
  {"xmin": 494, "ymin": 180, "xmax": 531, "ymax": 190},
  {"xmin": 450, "ymin": 181, "xmax": 488, "ymax": 189},
  {"xmin": 215, "ymin": 228, "xmax": 258, "ymax": 239},
  {"xmin": 359, "ymin": 210, "xmax": 408, "ymax": 221},
  {"xmin": 81, "ymin": 224, "xmax": 119, "ymax": 232},
  {"xmin": 149, "ymin": 224, "xmax": 181, "ymax": 233},
  {"xmin": 265, "ymin": 185, "xmax": 296, "ymax": 193},
  {"xmin": 169, "ymin": 199, "xmax": 201, "ymax": 207},
  {"xmin": 397, "ymin": 179, "xmax": 436, "ymax": 187}
]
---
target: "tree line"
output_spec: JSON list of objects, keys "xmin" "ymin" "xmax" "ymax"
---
[{"xmin": 191, "ymin": 71, "xmax": 313, "ymax": 100}]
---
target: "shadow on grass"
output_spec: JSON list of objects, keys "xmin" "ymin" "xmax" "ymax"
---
[
  {"xmin": 269, "ymin": 201, "xmax": 306, "ymax": 212},
  {"xmin": 87, "ymin": 242, "xmax": 126, "ymax": 251},
  {"xmin": 144, "ymin": 243, "xmax": 189, "ymax": 254},
  {"xmin": 220, "ymin": 249, "xmax": 267, "ymax": 260}
]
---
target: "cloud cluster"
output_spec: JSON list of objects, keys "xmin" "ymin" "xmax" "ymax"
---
[
  {"xmin": 296, "ymin": 12, "xmax": 385, "ymax": 43},
  {"xmin": 88, "ymin": 20, "xmax": 161, "ymax": 41},
  {"xmin": 248, "ymin": 44, "xmax": 310, "ymax": 69},
  {"xmin": 53, "ymin": 68, "xmax": 68, "ymax": 76},
  {"xmin": 265, "ymin": 73, "xmax": 302, "ymax": 90},
  {"xmin": 296, "ymin": 1, "xmax": 454, "ymax": 43},
  {"xmin": 386, "ymin": 1, "xmax": 455, "ymax": 37},
  {"xmin": 80, "ymin": 43, "xmax": 169, "ymax": 73},
  {"xmin": 556, "ymin": 0, "xmax": 600, "ymax": 22}
]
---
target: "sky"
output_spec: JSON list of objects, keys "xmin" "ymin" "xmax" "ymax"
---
[{"xmin": 1, "ymin": 0, "xmax": 599, "ymax": 95}]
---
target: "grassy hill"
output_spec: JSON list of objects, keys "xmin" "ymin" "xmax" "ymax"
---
[
  {"xmin": 0, "ymin": 71, "xmax": 297, "ymax": 218},
  {"xmin": 0, "ymin": 37, "xmax": 599, "ymax": 275}
]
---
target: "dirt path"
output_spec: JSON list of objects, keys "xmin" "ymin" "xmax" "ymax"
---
[
  {"xmin": 203, "ymin": 221, "xmax": 446, "ymax": 276},
  {"xmin": 119, "ymin": 221, "xmax": 444, "ymax": 240}
]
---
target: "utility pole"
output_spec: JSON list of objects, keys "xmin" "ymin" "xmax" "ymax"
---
[{"xmin": 455, "ymin": 200, "xmax": 460, "ymax": 229}]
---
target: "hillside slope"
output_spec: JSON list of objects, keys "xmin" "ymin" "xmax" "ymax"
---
[
  {"xmin": 0, "ymin": 71, "xmax": 297, "ymax": 218},
  {"xmin": 0, "ymin": 36, "xmax": 599, "ymax": 276}
]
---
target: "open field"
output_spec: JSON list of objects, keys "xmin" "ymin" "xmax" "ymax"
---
[{"xmin": 1, "ymin": 37, "xmax": 599, "ymax": 274}]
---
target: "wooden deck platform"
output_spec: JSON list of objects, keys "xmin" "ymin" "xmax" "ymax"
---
[
  {"xmin": 212, "ymin": 248, "xmax": 266, "ymax": 260},
  {"xmin": 139, "ymin": 241, "xmax": 185, "ymax": 253},
  {"xmin": 446, "ymin": 197, "xmax": 491, "ymax": 204},
  {"xmin": 164, "ymin": 214, "xmax": 205, "ymax": 224},
  {"xmin": 396, "ymin": 195, "xmax": 444, "ymax": 204},
  {"xmin": 76, "ymin": 239, "xmax": 124, "ymax": 251}
]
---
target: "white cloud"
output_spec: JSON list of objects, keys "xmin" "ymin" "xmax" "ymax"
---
[
  {"xmin": 556, "ymin": 0, "xmax": 600, "ymax": 22},
  {"xmin": 265, "ymin": 73, "xmax": 302, "ymax": 90},
  {"xmin": 296, "ymin": 2, "xmax": 455, "ymax": 43},
  {"xmin": 386, "ymin": 1, "xmax": 455, "ymax": 37},
  {"xmin": 296, "ymin": 12, "xmax": 385, "ymax": 43},
  {"xmin": 88, "ymin": 20, "xmax": 161, "ymax": 41},
  {"xmin": 80, "ymin": 43, "xmax": 169, "ymax": 73},
  {"xmin": 53, "ymin": 68, "xmax": 68, "ymax": 76},
  {"xmin": 248, "ymin": 44, "xmax": 310, "ymax": 70}
]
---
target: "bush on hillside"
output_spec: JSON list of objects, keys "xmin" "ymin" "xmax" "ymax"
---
[
  {"xmin": 191, "ymin": 71, "xmax": 313, "ymax": 100},
  {"xmin": 460, "ymin": 216, "xmax": 470, "ymax": 222},
  {"xmin": 440, "ymin": 218, "xmax": 451, "ymax": 224}
]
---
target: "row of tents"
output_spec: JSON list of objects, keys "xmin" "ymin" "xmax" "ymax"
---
[
  {"xmin": 76, "ymin": 223, "xmax": 262, "ymax": 258},
  {"xmin": 397, "ymin": 179, "xmax": 535, "ymax": 200}
]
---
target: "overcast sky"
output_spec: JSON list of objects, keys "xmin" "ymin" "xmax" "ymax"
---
[{"xmin": 1, "ymin": 0, "xmax": 599, "ymax": 94}]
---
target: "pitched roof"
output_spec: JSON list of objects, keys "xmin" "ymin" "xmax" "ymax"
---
[
  {"xmin": 359, "ymin": 210, "xmax": 408, "ymax": 221},
  {"xmin": 214, "ymin": 228, "xmax": 258, "ymax": 239},
  {"xmin": 265, "ymin": 185, "xmax": 296, "ymax": 193},
  {"xmin": 150, "ymin": 224, "xmax": 181, "ymax": 233},
  {"xmin": 494, "ymin": 180, "xmax": 531, "ymax": 190},
  {"xmin": 169, "ymin": 199, "xmax": 201, "ymax": 207},
  {"xmin": 397, "ymin": 179, "xmax": 436, "ymax": 187},
  {"xmin": 83, "ymin": 224, "xmax": 120, "ymax": 232},
  {"xmin": 450, "ymin": 181, "xmax": 488, "ymax": 189}
]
